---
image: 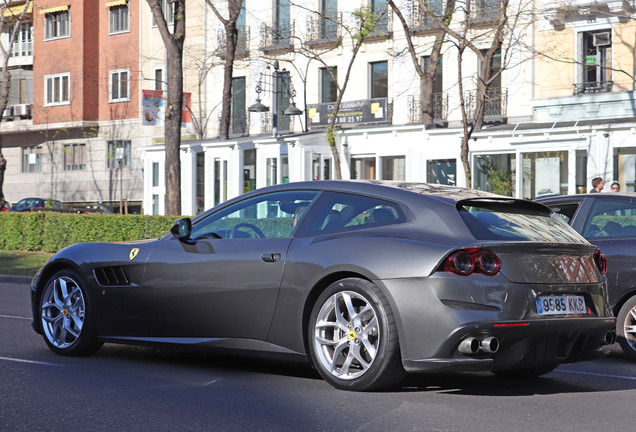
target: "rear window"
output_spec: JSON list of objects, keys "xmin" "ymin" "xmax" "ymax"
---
[{"xmin": 458, "ymin": 199, "xmax": 586, "ymax": 243}]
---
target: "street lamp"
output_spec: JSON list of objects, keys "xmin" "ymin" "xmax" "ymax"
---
[{"xmin": 248, "ymin": 60, "xmax": 303, "ymax": 137}]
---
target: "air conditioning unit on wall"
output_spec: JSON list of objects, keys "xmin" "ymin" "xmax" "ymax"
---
[
  {"xmin": 2, "ymin": 106, "xmax": 13, "ymax": 120},
  {"xmin": 13, "ymin": 104, "xmax": 32, "ymax": 118},
  {"xmin": 593, "ymin": 32, "xmax": 611, "ymax": 46}
]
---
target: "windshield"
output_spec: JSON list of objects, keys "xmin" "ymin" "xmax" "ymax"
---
[{"xmin": 458, "ymin": 199, "xmax": 587, "ymax": 243}]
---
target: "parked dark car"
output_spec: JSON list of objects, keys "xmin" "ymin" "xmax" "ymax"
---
[
  {"xmin": 536, "ymin": 193, "xmax": 636, "ymax": 360},
  {"xmin": 31, "ymin": 181, "xmax": 615, "ymax": 391},
  {"xmin": 9, "ymin": 197, "xmax": 63, "ymax": 212}
]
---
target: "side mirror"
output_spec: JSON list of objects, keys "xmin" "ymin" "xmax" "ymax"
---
[{"xmin": 170, "ymin": 218, "xmax": 192, "ymax": 240}]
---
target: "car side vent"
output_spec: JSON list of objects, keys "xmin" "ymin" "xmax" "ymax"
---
[{"xmin": 94, "ymin": 267, "xmax": 131, "ymax": 286}]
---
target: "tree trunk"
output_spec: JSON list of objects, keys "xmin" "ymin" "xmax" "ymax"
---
[{"xmin": 146, "ymin": 0, "xmax": 186, "ymax": 216}]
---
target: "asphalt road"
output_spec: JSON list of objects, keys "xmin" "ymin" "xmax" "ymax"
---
[{"xmin": 2, "ymin": 276, "xmax": 636, "ymax": 432}]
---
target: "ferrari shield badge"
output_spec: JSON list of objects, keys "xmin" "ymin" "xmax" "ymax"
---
[{"xmin": 129, "ymin": 248, "xmax": 140, "ymax": 261}]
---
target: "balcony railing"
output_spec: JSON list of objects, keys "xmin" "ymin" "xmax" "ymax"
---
[
  {"xmin": 466, "ymin": 87, "xmax": 508, "ymax": 123},
  {"xmin": 469, "ymin": 0, "xmax": 501, "ymax": 25},
  {"xmin": 408, "ymin": 0, "xmax": 444, "ymax": 32},
  {"xmin": 260, "ymin": 111, "xmax": 294, "ymax": 135},
  {"xmin": 407, "ymin": 93, "xmax": 448, "ymax": 124},
  {"xmin": 306, "ymin": 13, "xmax": 341, "ymax": 46},
  {"xmin": 217, "ymin": 112, "xmax": 250, "ymax": 137},
  {"xmin": 573, "ymin": 81, "xmax": 614, "ymax": 95},
  {"xmin": 367, "ymin": 8, "xmax": 392, "ymax": 39},
  {"xmin": 217, "ymin": 26, "xmax": 250, "ymax": 58},
  {"xmin": 260, "ymin": 20, "xmax": 294, "ymax": 53}
]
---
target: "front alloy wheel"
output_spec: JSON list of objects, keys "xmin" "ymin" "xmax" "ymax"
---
[
  {"xmin": 39, "ymin": 270, "xmax": 101, "ymax": 356},
  {"xmin": 309, "ymin": 278, "xmax": 404, "ymax": 391}
]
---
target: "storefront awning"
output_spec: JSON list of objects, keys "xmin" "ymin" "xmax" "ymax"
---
[
  {"xmin": 105, "ymin": 0, "xmax": 127, "ymax": 7},
  {"xmin": 2, "ymin": 3, "xmax": 33, "ymax": 17},
  {"xmin": 39, "ymin": 5, "xmax": 69, "ymax": 15}
]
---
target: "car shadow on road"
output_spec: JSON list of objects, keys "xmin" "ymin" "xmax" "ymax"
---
[{"xmin": 89, "ymin": 343, "xmax": 636, "ymax": 395}]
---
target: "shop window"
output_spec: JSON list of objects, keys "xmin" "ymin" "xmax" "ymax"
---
[
  {"xmin": 427, "ymin": 159, "xmax": 456, "ymax": 185},
  {"xmin": 22, "ymin": 146, "xmax": 42, "ymax": 173},
  {"xmin": 522, "ymin": 151, "xmax": 568, "ymax": 199},
  {"xmin": 474, "ymin": 154, "xmax": 516, "ymax": 196},
  {"xmin": 351, "ymin": 156, "xmax": 376, "ymax": 180},
  {"xmin": 381, "ymin": 156, "xmax": 405, "ymax": 180}
]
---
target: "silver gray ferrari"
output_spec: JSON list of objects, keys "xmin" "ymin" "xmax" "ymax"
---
[{"xmin": 31, "ymin": 181, "xmax": 616, "ymax": 391}]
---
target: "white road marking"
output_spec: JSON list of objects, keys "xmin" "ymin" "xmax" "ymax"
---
[
  {"xmin": 0, "ymin": 356, "xmax": 63, "ymax": 366},
  {"xmin": 0, "ymin": 314, "xmax": 30, "ymax": 320},
  {"xmin": 558, "ymin": 369, "xmax": 636, "ymax": 381}
]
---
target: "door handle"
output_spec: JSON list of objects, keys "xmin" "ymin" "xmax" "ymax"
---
[{"xmin": 260, "ymin": 253, "xmax": 281, "ymax": 263}]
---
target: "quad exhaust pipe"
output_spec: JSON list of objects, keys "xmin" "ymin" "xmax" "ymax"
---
[
  {"xmin": 604, "ymin": 330, "xmax": 616, "ymax": 345},
  {"xmin": 458, "ymin": 336, "xmax": 500, "ymax": 355}
]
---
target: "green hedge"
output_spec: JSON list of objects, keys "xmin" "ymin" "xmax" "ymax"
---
[{"xmin": 0, "ymin": 213, "xmax": 177, "ymax": 253}]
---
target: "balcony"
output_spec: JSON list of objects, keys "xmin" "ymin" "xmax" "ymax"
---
[
  {"xmin": 217, "ymin": 26, "xmax": 250, "ymax": 58},
  {"xmin": 217, "ymin": 112, "xmax": 250, "ymax": 138},
  {"xmin": 466, "ymin": 87, "xmax": 508, "ymax": 123},
  {"xmin": 259, "ymin": 112, "xmax": 295, "ymax": 135},
  {"xmin": 260, "ymin": 20, "xmax": 294, "ymax": 53},
  {"xmin": 469, "ymin": 0, "xmax": 501, "ymax": 26},
  {"xmin": 366, "ymin": 9, "xmax": 392, "ymax": 40},
  {"xmin": 408, "ymin": 0, "xmax": 444, "ymax": 33},
  {"xmin": 573, "ymin": 80, "xmax": 614, "ymax": 95},
  {"xmin": 407, "ymin": 93, "xmax": 448, "ymax": 124},
  {"xmin": 306, "ymin": 13, "xmax": 341, "ymax": 47}
]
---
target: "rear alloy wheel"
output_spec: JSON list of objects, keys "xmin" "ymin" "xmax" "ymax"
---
[
  {"xmin": 39, "ymin": 270, "xmax": 102, "ymax": 356},
  {"xmin": 308, "ymin": 278, "xmax": 404, "ymax": 391},
  {"xmin": 617, "ymin": 296, "xmax": 636, "ymax": 361}
]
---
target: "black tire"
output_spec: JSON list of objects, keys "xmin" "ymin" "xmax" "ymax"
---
[
  {"xmin": 308, "ymin": 278, "xmax": 405, "ymax": 391},
  {"xmin": 39, "ymin": 269, "xmax": 102, "ymax": 356},
  {"xmin": 492, "ymin": 363, "xmax": 559, "ymax": 379},
  {"xmin": 617, "ymin": 296, "xmax": 636, "ymax": 361}
]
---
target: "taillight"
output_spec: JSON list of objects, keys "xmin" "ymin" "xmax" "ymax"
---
[
  {"xmin": 594, "ymin": 250, "xmax": 608, "ymax": 275},
  {"xmin": 445, "ymin": 248, "xmax": 501, "ymax": 276}
]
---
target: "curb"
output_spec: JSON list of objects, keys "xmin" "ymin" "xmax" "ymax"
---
[{"xmin": 0, "ymin": 275, "xmax": 32, "ymax": 284}]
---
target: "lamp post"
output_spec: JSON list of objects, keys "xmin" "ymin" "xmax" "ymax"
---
[{"xmin": 248, "ymin": 60, "xmax": 303, "ymax": 137}]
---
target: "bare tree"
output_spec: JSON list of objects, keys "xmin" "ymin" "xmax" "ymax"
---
[
  {"xmin": 0, "ymin": 0, "xmax": 31, "ymax": 209},
  {"xmin": 389, "ymin": 0, "xmax": 453, "ymax": 125},
  {"xmin": 292, "ymin": 5, "xmax": 383, "ymax": 179},
  {"xmin": 206, "ymin": 0, "xmax": 244, "ymax": 140},
  {"xmin": 146, "ymin": 0, "xmax": 186, "ymax": 215}
]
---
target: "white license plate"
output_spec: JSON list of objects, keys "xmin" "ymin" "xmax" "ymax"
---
[{"xmin": 536, "ymin": 295, "xmax": 586, "ymax": 315}]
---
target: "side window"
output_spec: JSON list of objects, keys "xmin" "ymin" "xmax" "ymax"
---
[
  {"xmin": 191, "ymin": 190, "xmax": 319, "ymax": 240},
  {"xmin": 307, "ymin": 192, "xmax": 406, "ymax": 235},
  {"xmin": 545, "ymin": 203, "xmax": 580, "ymax": 224},
  {"xmin": 583, "ymin": 199, "xmax": 636, "ymax": 239}
]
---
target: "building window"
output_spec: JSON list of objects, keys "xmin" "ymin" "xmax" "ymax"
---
[
  {"xmin": 576, "ymin": 30, "xmax": 613, "ymax": 94},
  {"xmin": 474, "ymin": 154, "xmax": 515, "ymax": 195},
  {"xmin": 107, "ymin": 140, "xmax": 131, "ymax": 169},
  {"xmin": 381, "ymin": 156, "xmax": 405, "ymax": 181},
  {"xmin": 152, "ymin": 162, "xmax": 160, "ymax": 187},
  {"xmin": 45, "ymin": 73, "xmax": 70, "ymax": 105},
  {"xmin": 9, "ymin": 24, "xmax": 32, "ymax": 57},
  {"xmin": 371, "ymin": 0, "xmax": 388, "ymax": 34},
  {"xmin": 275, "ymin": 0, "xmax": 291, "ymax": 42},
  {"xmin": 320, "ymin": 67, "xmax": 337, "ymax": 103},
  {"xmin": 370, "ymin": 61, "xmax": 388, "ymax": 99},
  {"xmin": 63, "ymin": 143, "xmax": 86, "ymax": 171},
  {"xmin": 351, "ymin": 156, "xmax": 376, "ymax": 179},
  {"xmin": 109, "ymin": 4, "xmax": 130, "ymax": 34},
  {"xmin": 321, "ymin": 0, "xmax": 338, "ymax": 39},
  {"xmin": 22, "ymin": 146, "xmax": 42, "ymax": 173},
  {"xmin": 152, "ymin": 0, "xmax": 175, "ymax": 26},
  {"xmin": 427, "ymin": 159, "xmax": 456, "ymax": 185},
  {"xmin": 231, "ymin": 77, "xmax": 246, "ymax": 135},
  {"xmin": 153, "ymin": 67, "xmax": 165, "ymax": 91},
  {"xmin": 110, "ymin": 70, "xmax": 129, "ymax": 102},
  {"xmin": 45, "ymin": 10, "xmax": 70, "ymax": 40},
  {"xmin": 521, "ymin": 151, "xmax": 568, "ymax": 199},
  {"xmin": 422, "ymin": 55, "xmax": 443, "ymax": 93}
]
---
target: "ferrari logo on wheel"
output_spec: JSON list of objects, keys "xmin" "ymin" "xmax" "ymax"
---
[{"xmin": 129, "ymin": 248, "xmax": 140, "ymax": 261}]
